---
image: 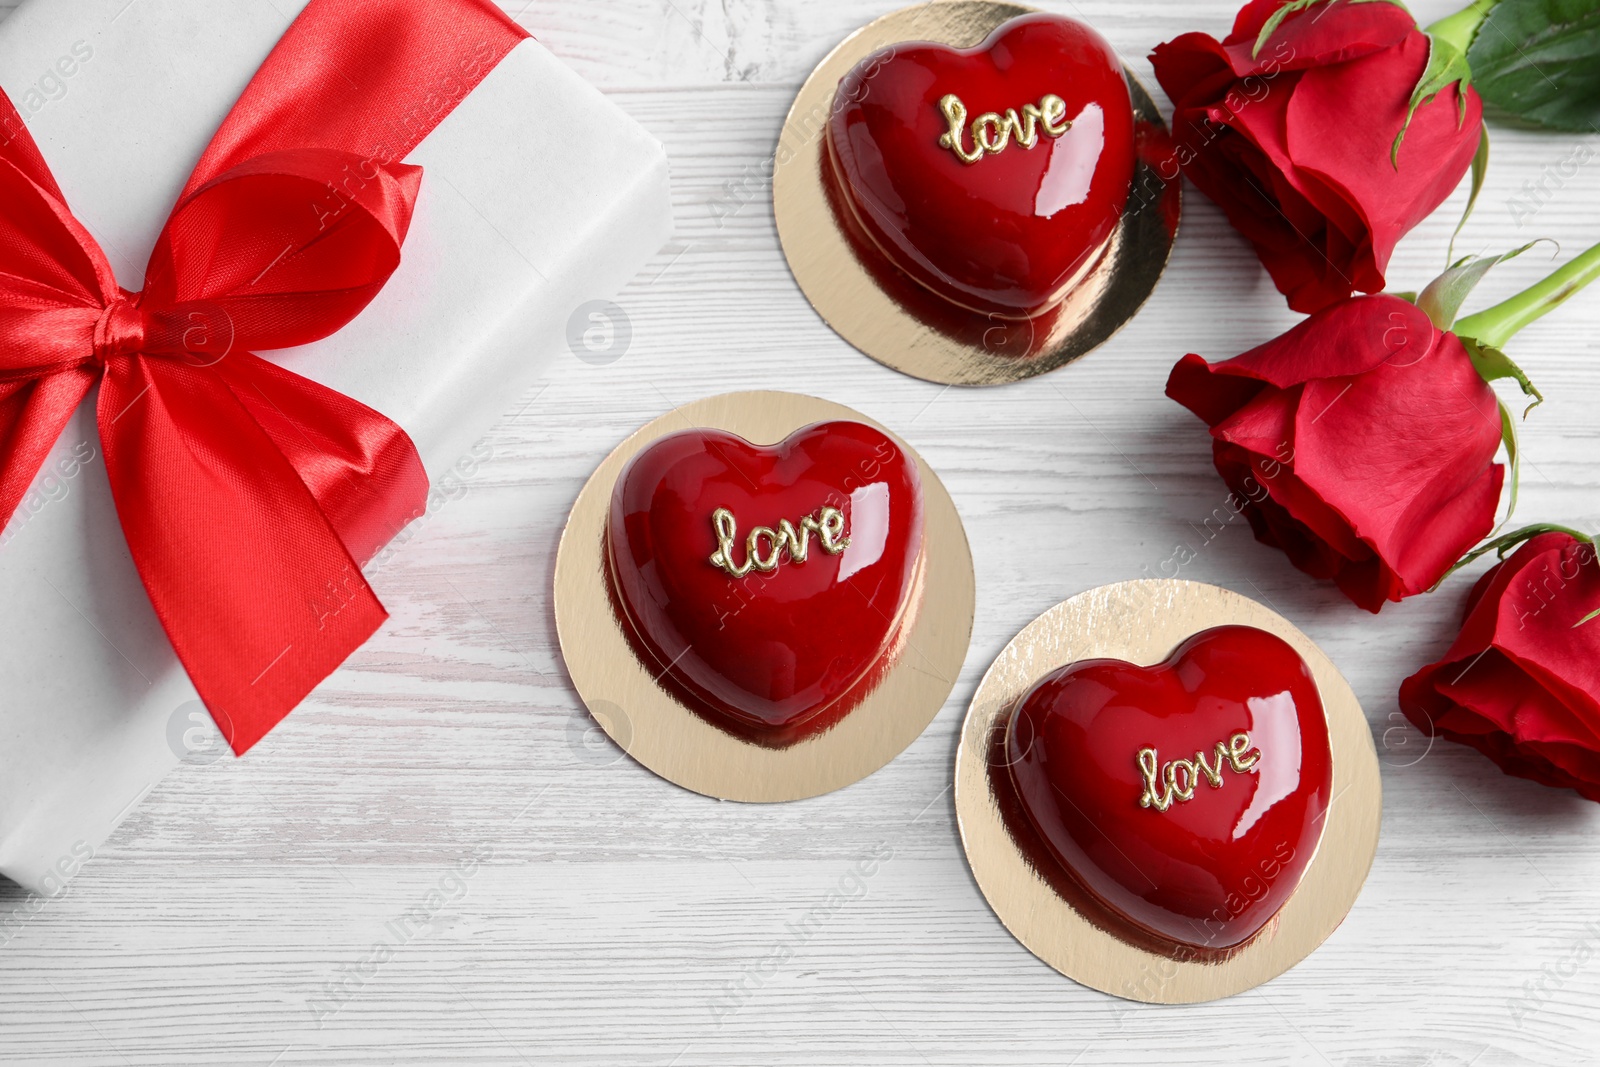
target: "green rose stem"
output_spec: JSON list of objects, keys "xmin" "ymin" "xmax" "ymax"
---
[{"xmin": 1456, "ymin": 241, "xmax": 1600, "ymax": 349}]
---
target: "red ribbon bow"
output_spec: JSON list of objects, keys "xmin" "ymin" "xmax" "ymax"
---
[{"xmin": 0, "ymin": 0, "xmax": 528, "ymax": 753}]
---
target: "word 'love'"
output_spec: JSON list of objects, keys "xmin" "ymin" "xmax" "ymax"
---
[
  {"xmin": 937, "ymin": 92, "xmax": 1071, "ymax": 165},
  {"xmin": 708, "ymin": 506, "xmax": 850, "ymax": 579},
  {"xmin": 1137, "ymin": 732, "xmax": 1261, "ymax": 813}
]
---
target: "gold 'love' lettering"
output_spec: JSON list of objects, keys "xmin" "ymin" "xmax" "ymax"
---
[
  {"xmin": 937, "ymin": 92, "xmax": 1072, "ymax": 165},
  {"xmin": 708, "ymin": 506, "xmax": 849, "ymax": 579},
  {"xmin": 1137, "ymin": 732, "xmax": 1261, "ymax": 813}
]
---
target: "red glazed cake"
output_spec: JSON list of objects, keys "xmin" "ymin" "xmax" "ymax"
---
[
  {"xmin": 825, "ymin": 13, "xmax": 1136, "ymax": 318},
  {"xmin": 1004, "ymin": 626, "xmax": 1333, "ymax": 950},
  {"xmin": 607, "ymin": 421, "xmax": 925, "ymax": 746}
]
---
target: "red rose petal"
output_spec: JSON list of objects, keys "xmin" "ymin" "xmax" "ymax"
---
[
  {"xmin": 1288, "ymin": 33, "xmax": 1482, "ymax": 276},
  {"xmin": 1226, "ymin": 295, "xmax": 1432, "ymax": 385},
  {"xmin": 1153, "ymin": 5, "xmax": 1481, "ymax": 315},
  {"xmin": 1171, "ymin": 295, "xmax": 1503, "ymax": 611},
  {"xmin": 1167, "ymin": 352, "xmax": 1269, "ymax": 427},
  {"xmin": 1284, "ymin": 331, "xmax": 1502, "ymax": 597},
  {"xmin": 1222, "ymin": 0, "xmax": 1415, "ymax": 77},
  {"xmin": 1436, "ymin": 652, "xmax": 1600, "ymax": 751},
  {"xmin": 1401, "ymin": 534, "xmax": 1600, "ymax": 801},
  {"xmin": 1151, "ymin": 33, "xmax": 1238, "ymax": 110},
  {"xmin": 1211, "ymin": 378, "xmax": 1299, "ymax": 455},
  {"xmin": 1230, "ymin": 0, "xmax": 1293, "ymax": 43}
]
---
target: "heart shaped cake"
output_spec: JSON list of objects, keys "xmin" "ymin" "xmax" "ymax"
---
[
  {"xmin": 607, "ymin": 421, "xmax": 925, "ymax": 744},
  {"xmin": 825, "ymin": 13, "xmax": 1136, "ymax": 318},
  {"xmin": 1005, "ymin": 626, "xmax": 1332, "ymax": 950}
]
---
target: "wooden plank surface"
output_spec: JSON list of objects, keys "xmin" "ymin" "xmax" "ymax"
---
[{"xmin": 3, "ymin": 0, "xmax": 1600, "ymax": 1064}]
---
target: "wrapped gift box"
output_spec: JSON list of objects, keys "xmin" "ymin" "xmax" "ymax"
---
[{"xmin": 0, "ymin": 0, "xmax": 672, "ymax": 893}]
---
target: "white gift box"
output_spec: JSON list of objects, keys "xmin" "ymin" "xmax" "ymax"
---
[{"xmin": 0, "ymin": 0, "xmax": 672, "ymax": 893}]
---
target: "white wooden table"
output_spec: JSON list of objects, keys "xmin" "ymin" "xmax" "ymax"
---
[{"xmin": 2, "ymin": 1, "xmax": 1598, "ymax": 1064}]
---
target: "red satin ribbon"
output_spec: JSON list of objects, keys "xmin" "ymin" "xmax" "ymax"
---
[{"xmin": 0, "ymin": 0, "xmax": 529, "ymax": 753}]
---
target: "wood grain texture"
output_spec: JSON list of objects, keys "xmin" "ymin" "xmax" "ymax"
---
[{"xmin": 2, "ymin": 1, "xmax": 1600, "ymax": 1064}]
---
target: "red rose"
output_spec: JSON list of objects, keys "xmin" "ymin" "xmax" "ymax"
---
[
  {"xmin": 1151, "ymin": 0, "xmax": 1484, "ymax": 313},
  {"xmin": 1166, "ymin": 293, "xmax": 1503, "ymax": 612},
  {"xmin": 1400, "ymin": 532, "xmax": 1600, "ymax": 801}
]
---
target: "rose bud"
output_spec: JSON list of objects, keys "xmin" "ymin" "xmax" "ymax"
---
[
  {"xmin": 1167, "ymin": 242, "xmax": 1600, "ymax": 612},
  {"xmin": 1151, "ymin": 0, "xmax": 1485, "ymax": 313},
  {"xmin": 1400, "ymin": 530, "xmax": 1600, "ymax": 801}
]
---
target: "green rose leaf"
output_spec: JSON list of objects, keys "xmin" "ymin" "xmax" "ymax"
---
[
  {"xmin": 1459, "ymin": 339, "xmax": 1540, "ymax": 525},
  {"xmin": 1449, "ymin": 128, "xmax": 1491, "ymax": 261},
  {"xmin": 1462, "ymin": 336, "xmax": 1544, "ymax": 416},
  {"xmin": 1395, "ymin": 29, "xmax": 1477, "ymax": 164},
  {"xmin": 1495, "ymin": 397, "xmax": 1523, "ymax": 520},
  {"xmin": 1416, "ymin": 241, "xmax": 1542, "ymax": 331},
  {"xmin": 1467, "ymin": 0, "xmax": 1600, "ymax": 132},
  {"xmin": 1436, "ymin": 522, "xmax": 1594, "ymax": 589}
]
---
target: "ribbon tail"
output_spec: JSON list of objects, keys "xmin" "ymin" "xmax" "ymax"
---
[
  {"xmin": 0, "ymin": 370, "xmax": 94, "ymax": 530},
  {"xmin": 215, "ymin": 352, "xmax": 428, "ymax": 567},
  {"xmin": 98, "ymin": 356, "xmax": 388, "ymax": 754}
]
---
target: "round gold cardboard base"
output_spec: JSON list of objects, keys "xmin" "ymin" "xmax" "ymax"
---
[
  {"xmin": 554, "ymin": 391, "xmax": 975, "ymax": 802},
  {"xmin": 774, "ymin": 1, "xmax": 1180, "ymax": 387},
  {"xmin": 955, "ymin": 580, "xmax": 1381, "ymax": 1002}
]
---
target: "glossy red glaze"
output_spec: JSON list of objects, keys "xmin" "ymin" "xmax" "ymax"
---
[
  {"xmin": 1006, "ymin": 626, "xmax": 1332, "ymax": 950},
  {"xmin": 608, "ymin": 421, "xmax": 924, "ymax": 742},
  {"xmin": 826, "ymin": 13, "xmax": 1136, "ymax": 317}
]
